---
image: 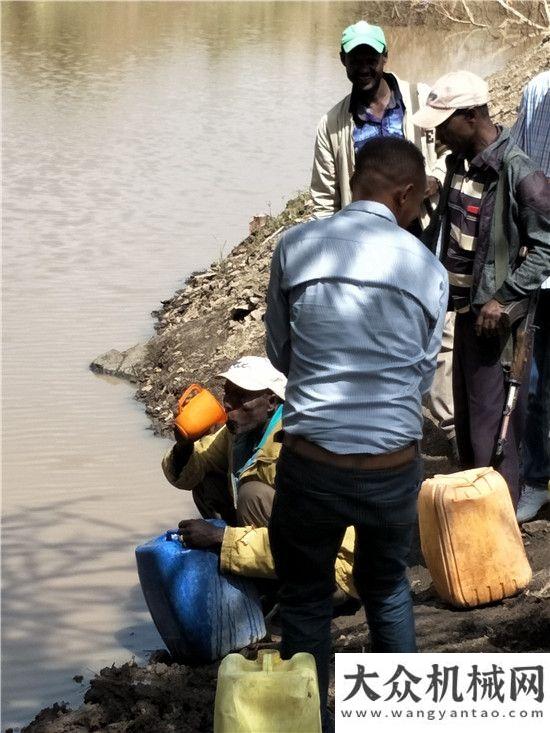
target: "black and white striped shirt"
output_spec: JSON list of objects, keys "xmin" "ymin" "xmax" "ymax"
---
[{"xmin": 444, "ymin": 157, "xmax": 487, "ymax": 313}]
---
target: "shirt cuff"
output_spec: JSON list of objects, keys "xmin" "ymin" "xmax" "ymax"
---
[
  {"xmin": 161, "ymin": 446, "xmax": 179, "ymax": 484},
  {"xmin": 492, "ymin": 282, "xmax": 521, "ymax": 304},
  {"xmin": 219, "ymin": 527, "xmax": 233, "ymax": 573}
]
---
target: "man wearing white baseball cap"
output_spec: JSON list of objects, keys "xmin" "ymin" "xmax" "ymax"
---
[
  {"xmin": 163, "ymin": 355, "xmax": 358, "ymax": 607},
  {"xmin": 162, "ymin": 356, "xmax": 286, "ymax": 527},
  {"xmin": 411, "ymin": 70, "xmax": 490, "ymax": 129},
  {"xmin": 413, "ymin": 70, "xmax": 550, "ymax": 507},
  {"xmin": 218, "ymin": 355, "xmax": 287, "ymax": 403}
]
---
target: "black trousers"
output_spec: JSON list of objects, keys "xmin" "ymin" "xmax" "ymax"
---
[
  {"xmin": 453, "ymin": 312, "xmax": 530, "ymax": 506},
  {"xmin": 269, "ymin": 446, "xmax": 422, "ymax": 728}
]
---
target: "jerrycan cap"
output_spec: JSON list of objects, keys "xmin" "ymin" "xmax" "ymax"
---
[{"xmin": 257, "ymin": 649, "xmax": 281, "ymax": 672}]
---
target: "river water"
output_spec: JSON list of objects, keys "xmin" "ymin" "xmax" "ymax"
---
[{"xmin": 1, "ymin": 1, "xmax": 535, "ymax": 728}]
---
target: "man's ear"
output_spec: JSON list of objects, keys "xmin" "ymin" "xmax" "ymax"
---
[
  {"xmin": 267, "ymin": 394, "xmax": 281, "ymax": 416},
  {"xmin": 397, "ymin": 182, "xmax": 415, "ymax": 207},
  {"xmin": 340, "ymin": 49, "xmax": 347, "ymax": 66}
]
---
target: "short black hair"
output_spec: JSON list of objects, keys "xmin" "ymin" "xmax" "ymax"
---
[{"xmin": 351, "ymin": 137, "xmax": 426, "ymax": 196}]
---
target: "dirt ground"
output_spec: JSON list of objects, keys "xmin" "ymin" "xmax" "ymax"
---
[
  {"xmin": 19, "ymin": 516, "xmax": 550, "ymax": 733},
  {"xmin": 22, "ymin": 26, "xmax": 550, "ymax": 733}
]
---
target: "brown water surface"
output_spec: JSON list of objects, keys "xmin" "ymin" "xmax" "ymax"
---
[{"xmin": 1, "ymin": 1, "xmax": 535, "ymax": 727}]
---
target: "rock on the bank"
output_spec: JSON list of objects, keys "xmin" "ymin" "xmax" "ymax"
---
[{"xmin": 90, "ymin": 343, "xmax": 149, "ymax": 383}]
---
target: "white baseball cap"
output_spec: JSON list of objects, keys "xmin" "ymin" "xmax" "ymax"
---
[
  {"xmin": 412, "ymin": 71, "xmax": 489, "ymax": 129},
  {"xmin": 218, "ymin": 356, "xmax": 286, "ymax": 400}
]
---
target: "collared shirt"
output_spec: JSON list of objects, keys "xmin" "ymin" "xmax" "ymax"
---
[
  {"xmin": 350, "ymin": 77, "xmax": 405, "ymax": 153},
  {"xmin": 266, "ymin": 201, "xmax": 448, "ymax": 455},
  {"xmin": 511, "ymin": 71, "xmax": 550, "ymax": 177},
  {"xmin": 445, "ymin": 155, "xmax": 489, "ymax": 312},
  {"xmin": 511, "ymin": 70, "xmax": 550, "ymax": 289},
  {"xmin": 435, "ymin": 126, "xmax": 550, "ymax": 305}
]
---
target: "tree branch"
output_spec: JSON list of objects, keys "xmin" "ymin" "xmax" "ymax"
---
[
  {"xmin": 432, "ymin": 3, "xmax": 483, "ymax": 26},
  {"xmin": 460, "ymin": 0, "xmax": 488, "ymax": 28},
  {"xmin": 495, "ymin": 0, "xmax": 549, "ymax": 32}
]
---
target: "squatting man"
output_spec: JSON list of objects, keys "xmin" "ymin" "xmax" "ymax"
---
[{"xmin": 162, "ymin": 356, "xmax": 358, "ymax": 604}]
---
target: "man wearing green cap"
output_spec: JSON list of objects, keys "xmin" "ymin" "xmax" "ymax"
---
[
  {"xmin": 311, "ymin": 20, "xmax": 456, "ymax": 461},
  {"xmin": 310, "ymin": 20, "xmax": 443, "ymax": 220}
]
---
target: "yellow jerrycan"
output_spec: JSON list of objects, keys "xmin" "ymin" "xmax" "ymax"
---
[
  {"xmin": 418, "ymin": 467, "xmax": 532, "ymax": 608},
  {"xmin": 214, "ymin": 649, "xmax": 322, "ymax": 733}
]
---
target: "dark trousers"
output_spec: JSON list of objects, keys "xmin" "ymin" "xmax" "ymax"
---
[
  {"xmin": 524, "ymin": 291, "xmax": 550, "ymax": 488},
  {"xmin": 453, "ymin": 311, "xmax": 529, "ymax": 506},
  {"xmin": 192, "ymin": 473, "xmax": 274, "ymax": 527},
  {"xmin": 269, "ymin": 447, "xmax": 422, "ymax": 724}
]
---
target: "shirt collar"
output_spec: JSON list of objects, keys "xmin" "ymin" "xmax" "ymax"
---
[
  {"xmin": 469, "ymin": 125, "xmax": 510, "ymax": 172},
  {"xmin": 349, "ymin": 73, "xmax": 402, "ymax": 119},
  {"xmin": 356, "ymin": 90, "xmax": 399, "ymax": 124},
  {"xmin": 345, "ymin": 199, "xmax": 398, "ymax": 225}
]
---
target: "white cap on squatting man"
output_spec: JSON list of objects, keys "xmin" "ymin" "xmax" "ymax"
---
[{"xmin": 218, "ymin": 356, "xmax": 287, "ymax": 400}]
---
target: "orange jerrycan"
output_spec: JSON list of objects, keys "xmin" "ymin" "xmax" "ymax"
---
[
  {"xmin": 174, "ymin": 384, "xmax": 227, "ymax": 440},
  {"xmin": 214, "ymin": 650, "xmax": 322, "ymax": 733},
  {"xmin": 418, "ymin": 467, "xmax": 532, "ymax": 608}
]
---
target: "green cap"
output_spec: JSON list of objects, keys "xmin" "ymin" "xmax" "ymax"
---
[{"xmin": 341, "ymin": 21, "xmax": 386, "ymax": 54}]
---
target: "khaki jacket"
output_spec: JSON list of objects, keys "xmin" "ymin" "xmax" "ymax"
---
[
  {"xmin": 221, "ymin": 525, "xmax": 358, "ymax": 599},
  {"xmin": 162, "ymin": 414, "xmax": 357, "ymax": 598},
  {"xmin": 162, "ymin": 418, "xmax": 282, "ymax": 493},
  {"xmin": 310, "ymin": 74, "xmax": 446, "ymax": 219}
]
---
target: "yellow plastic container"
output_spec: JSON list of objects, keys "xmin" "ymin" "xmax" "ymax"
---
[
  {"xmin": 418, "ymin": 467, "xmax": 532, "ymax": 608},
  {"xmin": 214, "ymin": 650, "xmax": 322, "ymax": 733}
]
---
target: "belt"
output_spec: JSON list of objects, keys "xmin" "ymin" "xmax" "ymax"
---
[{"xmin": 282, "ymin": 434, "xmax": 418, "ymax": 471}]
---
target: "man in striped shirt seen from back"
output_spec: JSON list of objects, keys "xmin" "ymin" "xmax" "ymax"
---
[{"xmin": 413, "ymin": 71, "xmax": 550, "ymax": 509}]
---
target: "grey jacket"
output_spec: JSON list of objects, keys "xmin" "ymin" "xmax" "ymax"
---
[{"xmin": 425, "ymin": 127, "xmax": 550, "ymax": 308}]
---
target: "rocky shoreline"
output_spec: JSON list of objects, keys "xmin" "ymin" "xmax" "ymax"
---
[{"xmin": 21, "ymin": 33, "xmax": 550, "ymax": 733}]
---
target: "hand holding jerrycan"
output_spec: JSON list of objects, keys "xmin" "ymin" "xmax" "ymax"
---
[{"xmin": 174, "ymin": 383, "xmax": 227, "ymax": 440}]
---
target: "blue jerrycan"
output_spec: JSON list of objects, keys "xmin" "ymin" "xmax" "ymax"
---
[{"xmin": 135, "ymin": 520, "xmax": 266, "ymax": 662}]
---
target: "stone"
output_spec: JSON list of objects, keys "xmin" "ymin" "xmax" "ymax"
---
[
  {"xmin": 230, "ymin": 303, "xmax": 251, "ymax": 320},
  {"xmin": 526, "ymin": 569, "xmax": 550, "ymax": 599},
  {"xmin": 89, "ymin": 343, "xmax": 149, "ymax": 383},
  {"xmin": 523, "ymin": 520, "xmax": 550, "ymax": 536},
  {"xmin": 249, "ymin": 214, "xmax": 271, "ymax": 234}
]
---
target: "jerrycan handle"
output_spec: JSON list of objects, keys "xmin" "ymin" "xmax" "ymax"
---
[{"xmin": 258, "ymin": 649, "xmax": 280, "ymax": 672}]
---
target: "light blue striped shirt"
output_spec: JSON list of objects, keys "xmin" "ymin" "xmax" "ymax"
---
[
  {"xmin": 266, "ymin": 201, "xmax": 448, "ymax": 454},
  {"xmin": 511, "ymin": 71, "xmax": 550, "ymax": 289},
  {"xmin": 512, "ymin": 71, "xmax": 550, "ymax": 177}
]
